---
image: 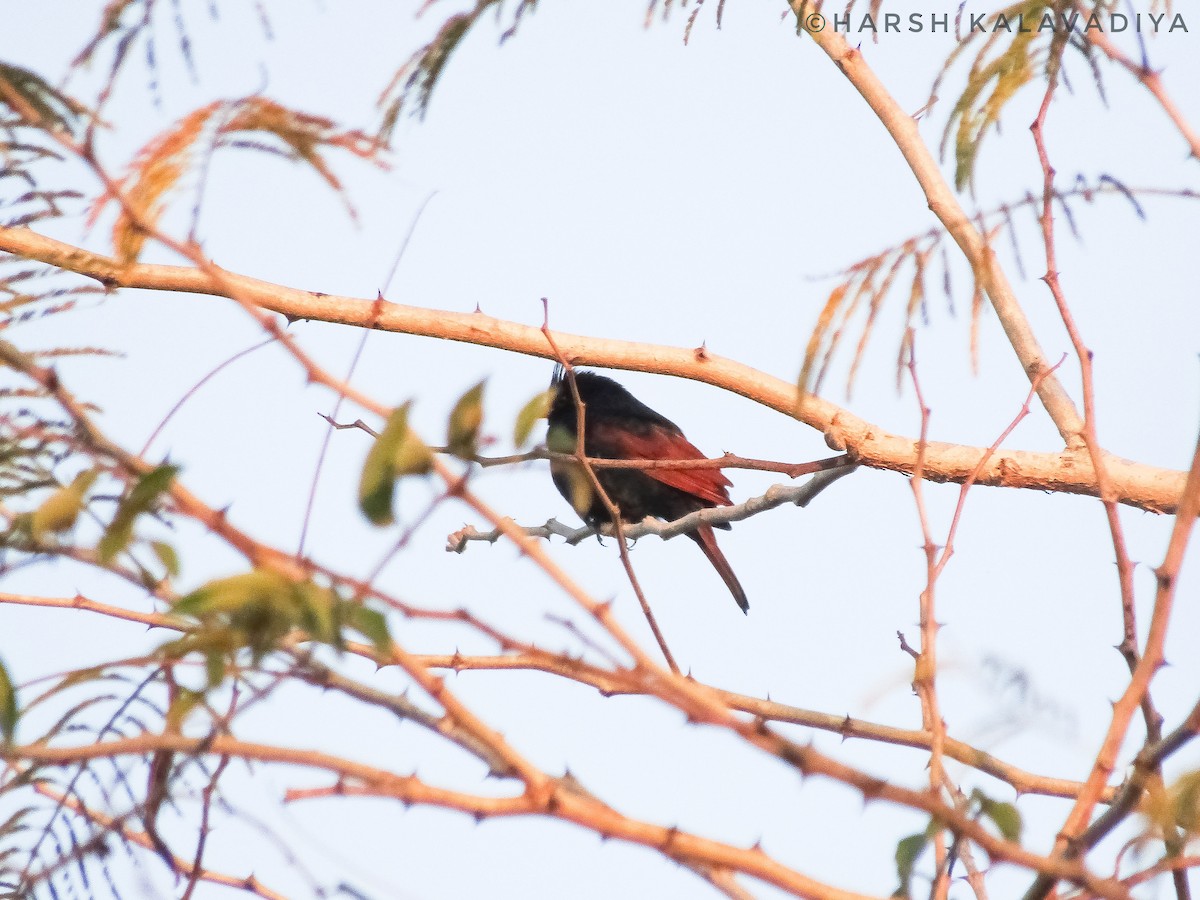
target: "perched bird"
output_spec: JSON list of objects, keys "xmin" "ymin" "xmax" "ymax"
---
[{"xmin": 546, "ymin": 368, "xmax": 748, "ymax": 613}]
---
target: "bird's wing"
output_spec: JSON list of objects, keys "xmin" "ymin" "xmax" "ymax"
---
[{"xmin": 590, "ymin": 420, "xmax": 733, "ymax": 507}]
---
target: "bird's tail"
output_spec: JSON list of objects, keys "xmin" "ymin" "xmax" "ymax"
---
[{"xmin": 688, "ymin": 524, "xmax": 749, "ymax": 614}]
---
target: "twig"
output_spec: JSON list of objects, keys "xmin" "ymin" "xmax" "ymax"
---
[
  {"xmin": 1024, "ymin": 425, "xmax": 1200, "ymax": 899},
  {"xmin": 446, "ymin": 468, "xmax": 857, "ymax": 552},
  {"xmin": 24, "ymin": 780, "xmax": 289, "ymax": 900},
  {"xmin": 541, "ymin": 303, "xmax": 680, "ymax": 674},
  {"xmin": 1026, "ymin": 65, "xmax": 1186, "ymax": 900},
  {"xmin": 903, "ymin": 336, "xmax": 950, "ymax": 900},
  {"xmin": 1076, "ymin": 3, "xmax": 1200, "ymax": 160}
]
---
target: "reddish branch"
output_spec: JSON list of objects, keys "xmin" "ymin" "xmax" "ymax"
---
[
  {"xmin": 1025, "ymin": 429, "xmax": 1200, "ymax": 900},
  {"xmin": 5, "ymin": 733, "xmax": 1131, "ymax": 899},
  {"xmin": 0, "ymin": 591, "xmax": 1115, "ymax": 803},
  {"xmin": 904, "ymin": 343, "xmax": 950, "ymax": 896},
  {"xmin": 1075, "ymin": 3, "xmax": 1200, "ymax": 161},
  {"xmin": 1026, "ymin": 66, "xmax": 1190, "ymax": 900}
]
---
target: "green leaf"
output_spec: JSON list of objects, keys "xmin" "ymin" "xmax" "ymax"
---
[
  {"xmin": 348, "ymin": 605, "xmax": 392, "ymax": 656},
  {"xmin": 295, "ymin": 581, "xmax": 342, "ymax": 648},
  {"xmin": 513, "ymin": 388, "xmax": 555, "ymax": 448},
  {"xmin": 165, "ymin": 688, "xmax": 203, "ymax": 731},
  {"xmin": 893, "ymin": 832, "xmax": 927, "ymax": 898},
  {"xmin": 1170, "ymin": 771, "xmax": 1200, "ymax": 834},
  {"xmin": 358, "ymin": 403, "xmax": 432, "ymax": 525},
  {"xmin": 204, "ymin": 650, "xmax": 226, "ymax": 687},
  {"xmin": 394, "ymin": 429, "xmax": 433, "ymax": 477},
  {"xmin": 981, "ymin": 797, "xmax": 1022, "ymax": 842},
  {"xmin": 360, "ymin": 404, "xmax": 409, "ymax": 525},
  {"xmin": 447, "ymin": 380, "xmax": 485, "ymax": 459},
  {"xmin": 98, "ymin": 464, "xmax": 179, "ymax": 562},
  {"xmin": 151, "ymin": 540, "xmax": 181, "ymax": 578},
  {"xmin": 31, "ymin": 469, "xmax": 97, "ymax": 537},
  {"xmin": 173, "ymin": 569, "xmax": 294, "ymax": 619},
  {"xmin": 0, "ymin": 656, "xmax": 16, "ymax": 744},
  {"xmin": 0, "ymin": 62, "xmax": 86, "ymax": 132}
]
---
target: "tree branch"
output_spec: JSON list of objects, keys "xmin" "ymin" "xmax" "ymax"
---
[
  {"xmin": 0, "ymin": 228, "xmax": 1189, "ymax": 514},
  {"xmin": 793, "ymin": 6, "xmax": 1086, "ymax": 448}
]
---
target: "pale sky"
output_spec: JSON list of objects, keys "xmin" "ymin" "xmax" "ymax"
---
[{"xmin": 3, "ymin": 2, "xmax": 1199, "ymax": 898}]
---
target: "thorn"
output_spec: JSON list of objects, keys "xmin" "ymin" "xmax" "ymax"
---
[
  {"xmin": 839, "ymin": 714, "xmax": 854, "ymax": 741},
  {"xmin": 376, "ymin": 290, "xmax": 385, "ymax": 301},
  {"xmin": 694, "ymin": 342, "xmax": 709, "ymax": 361},
  {"xmin": 474, "ymin": 303, "xmax": 482, "ymax": 313},
  {"xmin": 861, "ymin": 777, "xmax": 887, "ymax": 801}
]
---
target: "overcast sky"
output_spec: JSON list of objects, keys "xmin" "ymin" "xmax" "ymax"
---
[{"xmin": 3, "ymin": 2, "xmax": 1200, "ymax": 897}]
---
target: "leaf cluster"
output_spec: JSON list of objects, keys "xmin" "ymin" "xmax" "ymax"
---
[
  {"xmin": 91, "ymin": 96, "xmax": 386, "ymax": 263},
  {"xmin": 935, "ymin": 1, "xmax": 1108, "ymax": 193},
  {"xmin": 164, "ymin": 570, "xmax": 392, "ymax": 687},
  {"xmin": 378, "ymin": 0, "xmax": 540, "ymax": 135}
]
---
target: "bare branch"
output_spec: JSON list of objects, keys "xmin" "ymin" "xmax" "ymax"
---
[{"xmin": 0, "ymin": 228, "xmax": 1189, "ymax": 513}]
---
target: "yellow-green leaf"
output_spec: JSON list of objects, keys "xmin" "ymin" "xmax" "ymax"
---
[
  {"xmin": 514, "ymin": 388, "xmax": 554, "ymax": 448},
  {"xmin": 358, "ymin": 403, "xmax": 431, "ymax": 525},
  {"xmin": 893, "ymin": 832, "xmax": 927, "ymax": 898},
  {"xmin": 31, "ymin": 469, "xmax": 97, "ymax": 537},
  {"xmin": 1170, "ymin": 771, "xmax": 1200, "ymax": 834},
  {"xmin": 173, "ymin": 569, "xmax": 293, "ymax": 619},
  {"xmin": 348, "ymin": 605, "xmax": 392, "ymax": 656},
  {"xmin": 359, "ymin": 405, "xmax": 409, "ymax": 525},
  {"xmin": 98, "ymin": 464, "xmax": 178, "ymax": 563},
  {"xmin": 295, "ymin": 581, "xmax": 342, "ymax": 648},
  {"xmin": 165, "ymin": 688, "xmax": 203, "ymax": 732},
  {"xmin": 447, "ymin": 380, "xmax": 485, "ymax": 459},
  {"xmin": 394, "ymin": 428, "xmax": 433, "ymax": 477},
  {"xmin": 204, "ymin": 650, "xmax": 226, "ymax": 687},
  {"xmin": 981, "ymin": 798, "xmax": 1022, "ymax": 842},
  {"xmin": 0, "ymin": 656, "xmax": 16, "ymax": 744},
  {"xmin": 151, "ymin": 540, "xmax": 180, "ymax": 579}
]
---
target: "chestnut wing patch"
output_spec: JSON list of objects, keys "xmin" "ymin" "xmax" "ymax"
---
[{"xmin": 590, "ymin": 420, "xmax": 732, "ymax": 507}]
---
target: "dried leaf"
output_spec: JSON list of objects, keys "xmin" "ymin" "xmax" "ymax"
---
[{"xmin": 94, "ymin": 97, "xmax": 386, "ymax": 262}]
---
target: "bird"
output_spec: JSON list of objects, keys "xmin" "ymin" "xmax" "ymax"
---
[{"xmin": 546, "ymin": 367, "xmax": 749, "ymax": 613}]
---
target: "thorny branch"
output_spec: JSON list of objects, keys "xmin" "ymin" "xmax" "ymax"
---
[
  {"xmin": 446, "ymin": 465, "xmax": 858, "ymax": 552},
  {"xmin": 0, "ymin": 229, "xmax": 1190, "ymax": 514},
  {"xmin": 0, "ymin": 590, "xmax": 1117, "ymax": 804}
]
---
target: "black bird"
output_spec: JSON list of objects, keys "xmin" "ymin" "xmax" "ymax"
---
[{"xmin": 546, "ymin": 368, "xmax": 749, "ymax": 613}]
